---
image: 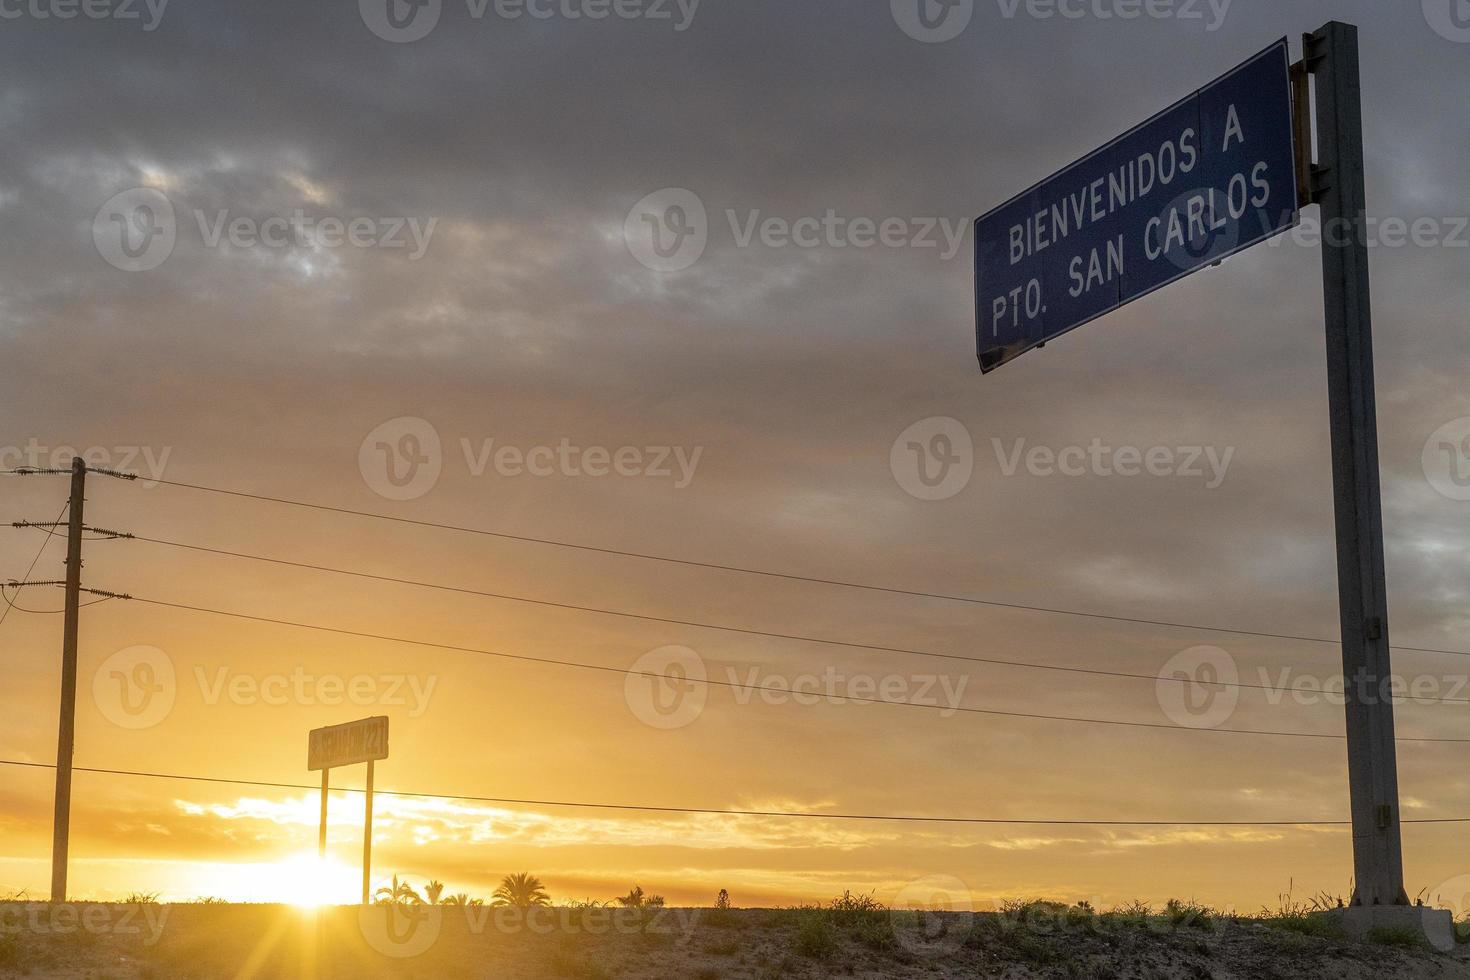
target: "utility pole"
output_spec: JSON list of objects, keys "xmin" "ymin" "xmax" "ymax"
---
[
  {"xmin": 8, "ymin": 458, "xmax": 133, "ymax": 904},
  {"xmin": 51, "ymin": 457, "xmax": 86, "ymax": 903}
]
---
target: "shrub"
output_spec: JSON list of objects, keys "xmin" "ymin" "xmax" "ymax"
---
[
  {"xmin": 1165, "ymin": 899, "xmax": 1215, "ymax": 932},
  {"xmin": 793, "ymin": 911, "xmax": 839, "ymax": 959}
]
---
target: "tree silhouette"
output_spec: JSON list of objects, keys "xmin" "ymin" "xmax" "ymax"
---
[
  {"xmin": 492, "ymin": 873, "xmax": 551, "ymax": 908},
  {"xmin": 373, "ymin": 875, "xmax": 422, "ymax": 907}
]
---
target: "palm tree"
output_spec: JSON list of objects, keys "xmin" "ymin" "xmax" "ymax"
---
[
  {"xmin": 373, "ymin": 875, "xmax": 423, "ymax": 906},
  {"xmin": 441, "ymin": 893, "xmax": 471, "ymax": 906},
  {"xmin": 492, "ymin": 873, "xmax": 551, "ymax": 908},
  {"xmin": 425, "ymin": 880, "xmax": 445, "ymax": 905}
]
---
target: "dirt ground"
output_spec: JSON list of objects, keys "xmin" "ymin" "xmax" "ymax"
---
[{"xmin": 4, "ymin": 902, "xmax": 1470, "ymax": 979}]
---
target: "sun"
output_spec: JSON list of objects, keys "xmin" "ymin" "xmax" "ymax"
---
[{"xmin": 288, "ymin": 854, "xmax": 359, "ymax": 908}]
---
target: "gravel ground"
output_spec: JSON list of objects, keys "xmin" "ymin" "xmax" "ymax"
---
[{"xmin": 4, "ymin": 902, "xmax": 1470, "ymax": 979}]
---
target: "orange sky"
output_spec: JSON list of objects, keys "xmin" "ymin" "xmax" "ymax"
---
[{"xmin": 4, "ymin": 0, "xmax": 1470, "ymax": 917}]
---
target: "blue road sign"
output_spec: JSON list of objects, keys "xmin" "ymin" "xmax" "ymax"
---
[{"xmin": 975, "ymin": 40, "xmax": 1300, "ymax": 373}]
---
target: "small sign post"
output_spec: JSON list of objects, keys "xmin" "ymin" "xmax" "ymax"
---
[{"xmin": 308, "ymin": 716, "xmax": 389, "ymax": 905}]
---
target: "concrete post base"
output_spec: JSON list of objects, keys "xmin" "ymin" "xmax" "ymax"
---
[{"xmin": 1318, "ymin": 905, "xmax": 1455, "ymax": 953}]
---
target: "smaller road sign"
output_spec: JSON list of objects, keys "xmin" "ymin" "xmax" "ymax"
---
[{"xmin": 308, "ymin": 715, "xmax": 389, "ymax": 771}]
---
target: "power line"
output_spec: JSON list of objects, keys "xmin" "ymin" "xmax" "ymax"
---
[
  {"xmin": 112, "ymin": 593, "xmax": 1470, "ymax": 743},
  {"xmin": 9, "ymin": 757, "xmax": 1461, "ymax": 827},
  {"xmin": 0, "ymin": 502, "xmax": 68, "ymax": 631},
  {"xmin": 87, "ymin": 473, "xmax": 1470, "ymax": 659},
  {"xmin": 123, "ymin": 532, "xmax": 1470, "ymax": 706}
]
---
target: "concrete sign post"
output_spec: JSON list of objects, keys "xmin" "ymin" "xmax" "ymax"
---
[{"xmin": 973, "ymin": 23, "xmax": 1453, "ymax": 950}]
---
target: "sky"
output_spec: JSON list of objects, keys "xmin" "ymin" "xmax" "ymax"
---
[{"xmin": 2, "ymin": 0, "xmax": 1470, "ymax": 914}]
